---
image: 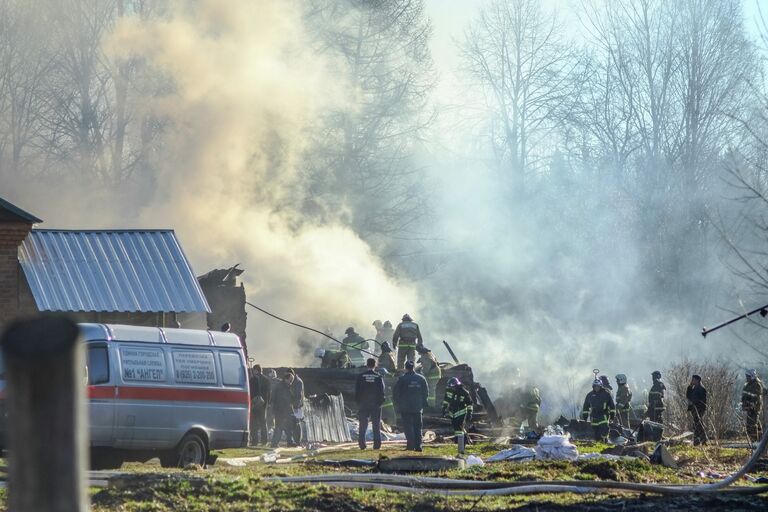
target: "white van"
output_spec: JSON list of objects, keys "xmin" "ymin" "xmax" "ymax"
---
[{"xmin": 81, "ymin": 323, "xmax": 249, "ymax": 469}]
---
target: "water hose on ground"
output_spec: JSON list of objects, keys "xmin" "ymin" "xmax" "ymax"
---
[{"xmin": 269, "ymin": 427, "xmax": 768, "ymax": 496}]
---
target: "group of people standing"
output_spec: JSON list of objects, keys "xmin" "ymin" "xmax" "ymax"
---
[
  {"xmin": 580, "ymin": 369, "xmax": 764, "ymax": 445},
  {"xmin": 354, "ymin": 356, "xmax": 473, "ymax": 452},
  {"xmin": 247, "ymin": 365, "xmax": 305, "ymax": 448}
]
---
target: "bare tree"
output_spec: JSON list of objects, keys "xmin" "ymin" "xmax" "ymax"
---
[
  {"xmin": 302, "ymin": 0, "xmax": 436, "ymax": 243},
  {"xmin": 666, "ymin": 359, "xmax": 740, "ymax": 439},
  {"xmin": 0, "ymin": 0, "xmax": 56, "ymax": 180},
  {"xmin": 574, "ymin": 0, "xmax": 754, "ymax": 305},
  {"xmin": 460, "ymin": 0, "xmax": 584, "ymax": 197},
  {"xmin": 31, "ymin": 0, "xmax": 164, "ymax": 184}
]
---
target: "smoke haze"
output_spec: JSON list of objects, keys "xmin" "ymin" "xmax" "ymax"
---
[{"xmin": 1, "ymin": 0, "xmax": 767, "ymax": 418}]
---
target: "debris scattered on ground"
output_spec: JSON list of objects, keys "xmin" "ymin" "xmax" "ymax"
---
[
  {"xmin": 486, "ymin": 445, "xmax": 536, "ymax": 462},
  {"xmin": 535, "ymin": 434, "xmax": 579, "ymax": 461},
  {"xmin": 465, "ymin": 455, "xmax": 485, "ymax": 467},
  {"xmin": 649, "ymin": 443, "xmax": 678, "ymax": 469}
]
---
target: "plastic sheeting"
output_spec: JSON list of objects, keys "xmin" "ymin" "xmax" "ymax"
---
[
  {"xmin": 486, "ymin": 446, "xmax": 537, "ymax": 462},
  {"xmin": 535, "ymin": 434, "xmax": 579, "ymax": 461}
]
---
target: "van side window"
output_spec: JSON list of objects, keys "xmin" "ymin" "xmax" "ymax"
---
[
  {"xmin": 87, "ymin": 346, "xmax": 110, "ymax": 385},
  {"xmin": 220, "ymin": 353, "xmax": 244, "ymax": 387}
]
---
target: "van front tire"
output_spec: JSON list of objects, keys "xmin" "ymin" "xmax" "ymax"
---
[{"xmin": 174, "ymin": 432, "xmax": 208, "ymax": 468}]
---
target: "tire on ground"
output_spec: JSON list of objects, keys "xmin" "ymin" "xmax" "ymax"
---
[{"xmin": 173, "ymin": 431, "xmax": 208, "ymax": 468}]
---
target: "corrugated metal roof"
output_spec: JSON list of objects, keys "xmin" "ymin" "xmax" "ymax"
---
[
  {"xmin": 303, "ymin": 394, "xmax": 352, "ymax": 444},
  {"xmin": 18, "ymin": 230, "xmax": 211, "ymax": 313}
]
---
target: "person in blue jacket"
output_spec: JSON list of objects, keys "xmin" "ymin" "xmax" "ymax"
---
[{"xmin": 393, "ymin": 360, "xmax": 428, "ymax": 451}]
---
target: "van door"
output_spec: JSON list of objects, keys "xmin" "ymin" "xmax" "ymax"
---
[
  {"xmin": 87, "ymin": 343, "xmax": 115, "ymax": 446},
  {"xmin": 114, "ymin": 344, "xmax": 173, "ymax": 448}
]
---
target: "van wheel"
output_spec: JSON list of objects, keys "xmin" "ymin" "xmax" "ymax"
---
[{"xmin": 176, "ymin": 432, "xmax": 207, "ymax": 468}]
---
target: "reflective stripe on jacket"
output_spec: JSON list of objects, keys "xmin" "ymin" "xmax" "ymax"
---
[{"xmin": 582, "ymin": 389, "xmax": 615, "ymax": 426}]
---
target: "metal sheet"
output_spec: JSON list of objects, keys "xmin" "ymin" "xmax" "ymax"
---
[
  {"xmin": 302, "ymin": 394, "xmax": 352, "ymax": 444},
  {"xmin": 18, "ymin": 230, "xmax": 210, "ymax": 313}
]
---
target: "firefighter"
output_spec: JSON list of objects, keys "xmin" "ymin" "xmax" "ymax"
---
[
  {"xmin": 417, "ymin": 345, "xmax": 442, "ymax": 408},
  {"xmin": 393, "ymin": 360, "xmax": 428, "ymax": 451},
  {"xmin": 380, "ymin": 320, "xmax": 395, "ymax": 346},
  {"xmin": 393, "ymin": 314, "xmax": 423, "ymax": 369},
  {"xmin": 615, "ymin": 374, "xmax": 632, "ymax": 428},
  {"xmin": 520, "ymin": 385, "xmax": 541, "ymax": 432},
  {"xmin": 647, "ymin": 370, "xmax": 666, "ymax": 424},
  {"xmin": 686, "ymin": 374, "xmax": 708, "ymax": 446},
  {"xmin": 377, "ymin": 341, "xmax": 397, "ymax": 373},
  {"xmin": 355, "ymin": 358, "xmax": 385, "ymax": 450},
  {"xmin": 321, "ymin": 349, "xmax": 350, "ymax": 368},
  {"xmin": 742, "ymin": 369, "xmax": 763, "ymax": 442},
  {"xmin": 582, "ymin": 379, "xmax": 615, "ymax": 442},
  {"xmin": 381, "ymin": 382, "xmax": 397, "ymax": 427},
  {"xmin": 372, "ymin": 320, "xmax": 386, "ymax": 350},
  {"xmin": 442, "ymin": 377, "xmax": 473, "ymax": 452},
  {"xmin": 600, "ymin": 375, "xmax": 613, "ymax": 398},
  {"xmin": 343, "ymin": 327, "xmax": 369, "ymax": 367}
]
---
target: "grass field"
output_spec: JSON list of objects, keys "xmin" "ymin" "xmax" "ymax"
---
[{"xmin": 64, "ymin": 441, "xmax": 768, "ymax": 511}]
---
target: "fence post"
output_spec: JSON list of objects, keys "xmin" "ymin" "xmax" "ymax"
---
[{"xmin": 1, "ymin": 315, "xmax": 86, "ymax": 512}]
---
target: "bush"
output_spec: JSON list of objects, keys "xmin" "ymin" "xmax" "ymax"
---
[{"xmin": 665, "ymin": 360, "xmax": 741, "ymax": 439}]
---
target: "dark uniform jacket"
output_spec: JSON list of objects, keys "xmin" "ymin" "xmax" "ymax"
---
[
  {"xmin": 742, "ymin": 379, "xmax": 764, "ymax": 412},
  {"xmin": 355, "ymin": 369, "xmax": 385, "ymax": 408},
  {"xmin": 616, "ymin": 384, "xmax": 632, "ymax": 411},
  {"xmin": 392, "ymin": 321, "xmax": 423, "ymax": 349},
  {"xmin": 249, "ymin": 374, "xmax": 262, "ymax": 407},
  {"xmin": 343, "ymin": 333, "xmax": 369, "ymax": 362},
  {"xmin": 271, "ymin": 380, "xmax": 294, "ymax": 418},
  {"xmin": 393, "ymin": 371, "xmax": 428, "ymax": 413},
  {"xmin": 442, "ymin": 385, "xmax": 473, "ymax": 418},
  {"xmin": 686, "ymin": 384, "xmax": 707, "ymax": 415},
  {"xmin": 648, "ymin": 380, "xmax": 666, "ymax": 413},
  {"xmin": 378, "ymin": 351, "xmax": 396, "ymax": 372},
  {"xmin": 581, "ymin": 389, "xmax": 615, "ymax": 425}
]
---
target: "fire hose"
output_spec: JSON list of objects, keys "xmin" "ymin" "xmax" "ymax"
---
[
  {"xmin": 245, "ymin": 301, "xmax": 380, "ymax": 357},
  {"xmin": 269, "ymin": 426, "xmax": 768, "ymax": 496}
]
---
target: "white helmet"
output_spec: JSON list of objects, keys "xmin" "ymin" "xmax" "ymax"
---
[
  {"xmin": 746, "ymin": 369, "xmax": 758, "ymax": 379},
  {"xmin": 592, "ymin": 379, "xmax": 602, "ymax": 387},
  {"xmin": 615, "ymin": 374, "xmax": 627, "ymax": 385},
  {"xmin": 314, "ymin": 348, "xmax": 326, "ymax": 359}
]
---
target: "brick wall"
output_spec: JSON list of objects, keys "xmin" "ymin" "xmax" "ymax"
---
[{"xmin": 0, "ymin": 221, "xmax": 35, "ymax": 332}]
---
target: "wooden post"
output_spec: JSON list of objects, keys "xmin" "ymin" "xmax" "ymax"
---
[{"xmin": 1, "ymin": 315, "xmax": 87, "ymax": 512}]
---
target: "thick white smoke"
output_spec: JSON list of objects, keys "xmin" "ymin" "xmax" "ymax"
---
[{"xmin": 0, "ymin": 0, "xmax": 415, "ymax": 364}]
